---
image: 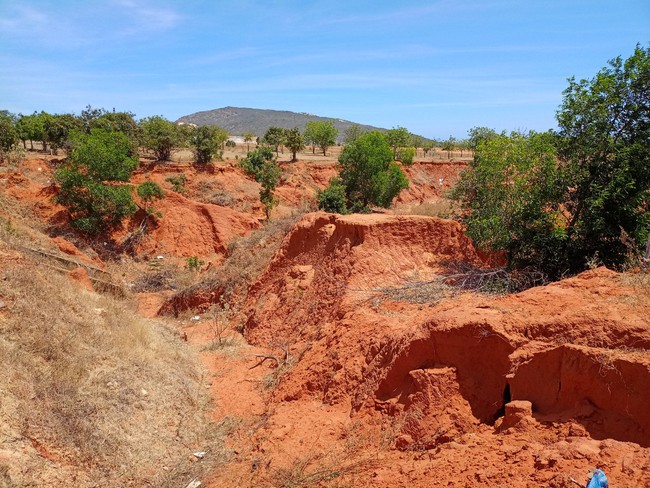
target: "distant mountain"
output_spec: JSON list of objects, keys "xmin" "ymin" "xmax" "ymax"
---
[{"xmin": 176, "ymin": 106, "xmax": 387, "ymax": 143}]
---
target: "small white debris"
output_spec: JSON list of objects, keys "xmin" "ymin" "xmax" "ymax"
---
[
  {"xmin": 191, "ymin": 315, "xmax": 201, "ymax": 321},
  {"xmin": 140, "ymin": 388, "xmax": 148, "ymax": 397},
  {"xmin": 156, "ymin": 255, "xmax": 165, "ymax": 260},
  {"xmin": 185, "ymin": 479, "xmax": 202, "ymax": 488},
  {"xmin": 193, "ymin": 451, "xmax": 206, "ymax": 459}
]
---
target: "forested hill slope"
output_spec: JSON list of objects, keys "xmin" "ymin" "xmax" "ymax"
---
[{"xmin": 176, "ymin": 106, "xmax": 384, "ymax": 141}]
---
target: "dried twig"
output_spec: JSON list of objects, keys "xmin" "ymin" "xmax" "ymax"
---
[{"xmin": 250, "ymin": 354, "xmax": 280, "ymax": 369}]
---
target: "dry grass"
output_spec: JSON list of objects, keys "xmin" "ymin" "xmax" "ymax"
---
[
  {"xmin": 167, "ymin": 211, "xmax": 305, "ymax": 316},
  {"xmin": 0, "ymin": 236, "xmax": 231, "ymax": 487},
  {"xmin": 265, "ymin": 451, "xmax": 378, "ymax": 488},
  {"xmin": 363, "ymin": 278, "xmax": 456, "ymax": 307},
  {"xmin": 359, "ymin": 263, "xmax": 548, "ymax": 308}
]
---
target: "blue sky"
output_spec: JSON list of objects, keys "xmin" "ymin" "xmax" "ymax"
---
[{"xmin": 1, "ymin": 1, "xmax": 648, "ymax": 139}]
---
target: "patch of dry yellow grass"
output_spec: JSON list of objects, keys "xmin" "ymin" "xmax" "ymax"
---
[{"xmin": 0, "ymin": 236, "xmax": 230, "ymax": 487}]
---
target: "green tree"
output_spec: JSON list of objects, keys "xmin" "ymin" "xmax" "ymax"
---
[
  {"xmin": 396, "ymin": 147, "xmax": 416, "ymax": 166},
  {"xmin": 15, "ymin": 113, "xmax": 46, "ymax": 150},
  {"xmin": 191, "ymin": 125, "xmax": 228, "ymax": 163},
  {"xmin": 451, "ymin": 131, "xmax": 567, "ymax": 275},
  {"xmin": 452, "ymin": 46, "xmax": 650, "ymax": 278},
  {"xmin": 284, "ymin": 127, "xmax": 304, "ymax": 162},
  {"xmin": 241, "ymin": 146, "xmax": 274, "ymax": 179},
  {"xmin": 304, "ymin": 120, "xmax": 338, "ymax": 156},
  {"xmin": 54, "ymin": 129, "xmax": 139, "ymax": 233},
  {"xmin": 137, "ymin": 180, "xmax": 165, "ymax": 216},
  {"xmin": 317, "ymin": 177, "xmax": 347, "ymax": 214},
  {"xmin": 243, "ymin": 132, "xmax": 255, "ymax": 152},
  {"xmin": 258, "ymin": 158, "xmax": 281, "ymax": 220},
  {"xmin": 557, "ymin": 43, "xmax": 650, "ymax": 269},
  {"xmin": 0, "ymin": 112, "xmax": 18, "ymax": 163},
  {"xmin": 92, "ymin": 111, "xmax": 141, "ymax": 139},
  {"xmin": 241, "ymin": 147, "xmax": 281, "ymax": 219},
  {"xmin": 344, "ymin": 124, "xmax": 365, "ymax": 144},
  {"xmin": 422, "ymin": 141, "xmax": 434, "ymax": 157},
  {"xmin": 139, "ymin": 116, "xmax": 182, "ymax": 161},
  {"xmin": 467, "ymin": 126, "xmax": 498, "ymax": 152},
  {"xmin": 44, "ymin": 113, "xmax": 83, "ymax": 154},
  {"xmin": 338, "ymin": 131, "xmax": 409, "ymax": 212},
  {"xmin": 441, "ymin": 135, "xmax": 457, "ymax": 159},
  {"xmin": 262, "ymin": 127, "xmax": 285, "ymax": 156},
  {"xmin": 385, "ymin": 126, "xmax": 410, "ymax": 159},
  {"xmin": 80, "ymin": 105, "xmax": 106, "ymax": 131},
  {"xmin": 34, "ymin": 112, "xmax": 53, "ymax": 151}
]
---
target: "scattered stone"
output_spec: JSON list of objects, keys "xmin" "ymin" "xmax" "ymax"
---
[
  {"xmin": 185, "ymin": 480, "xmax": 201, "ymax": 488},
  {"xmin": 192, "ymin": 451, "xmax": 206, "ymax": 459},
  {"xmin": 191, "ymin": 315, "xmax": 201, "ymax": 321},
  {"xmin": 140, "ymin": 389, "xmax": 148, "ymax": 397},
  {"xmin": 0, "ymin": 300, "xmax": 6, "ymax": 309}
]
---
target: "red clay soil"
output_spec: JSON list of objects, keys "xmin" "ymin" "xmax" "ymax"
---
[
  {"xmin": 398, "ymin": 161, "xmax": 467, "ymax": 205},
  {"xmin": 201, "ymin": 212, "xmax": 650, "ymax": 487},
  {"xmin": 5, "ymin": 154, "xmax": 649, "ymax": 486},
  {"xmin": 125, "ymin": 190, "xmax": 260, "ymax": 260}
]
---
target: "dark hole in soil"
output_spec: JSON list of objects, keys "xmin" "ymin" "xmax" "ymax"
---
[{"xmin": 493, "ymin": 383, "xmax": 511, "ymax": 421}]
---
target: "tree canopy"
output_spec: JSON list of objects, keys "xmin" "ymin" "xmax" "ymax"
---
[
  {"xmin": 451, "ymin": 131, "xmax": 567, "ymax": 274},
  {"xmin": 556, "ymin": 43, "xmax": 650, "ymax": 269},
  {"xmin": 240, "ymin": 146, "xmax": 281, "ymax": 219},
  {"xmin": 333, "ymin": 131, "xmax": 409, "ymax": 212},
  {"xmin": 385, "ymin": 126, "xmax": 410, "ymax": 159},
  {"xmin": 304, "ymin": 120, "xmax": 338, "ymax": 156},
  {"xmin": 191, "ymin": 125, "xmax": 228, "ymax": 163},
  {"xmin": 55, "ymin": 129, "xmax": 140, "ymax": 233},
  {"xmin": 453, "ymin": 45, "xmax": 650, "ymax": 278},
  {"xmin": 0, "ymin": 112, "xmax": 18, "ymax": 162},
  {"xmin": 139, "ymin": 116, "xmax": 183, "ymax": 161},
  {"xmin": 262, "ymin": 127, "xmax": 285, "ymax": 156},
  {"xmin": 284, "ymin": 127, "xmax": 304, "ymax": 162}
]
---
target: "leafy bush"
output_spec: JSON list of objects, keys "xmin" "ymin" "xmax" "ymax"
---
[
  {"xmin": 304, "ymin": 120, "xmax": 338, "ymax": 156},
  {"xmin": 136, "ymin": 181, "xmax": 165, "ymax": 215},
  {"xmin": 338, "ymin": 131, "xmax": 409, "ymax": 212},
  {"xmin": 451, "ymin": 131, "xmax": 566, "ymax": 275},
  {"xmin": 165, "ymin": 173, "xmax": 187, "ymax": 193},
  {"xmin": 139, "ymin": 116, "xmax": 183, "ymax": 161},
  {"xmin": 186, "ymin": 256, "xmax": 205, "ymax": 271},
  {"xmin": 191, "ymin": 125, "xmax": 228, "ymax": 164},
  {"xmin": 396, "ymin": 147, "xmax": 416, "ymax": 166},
  {"xmin": 54, "ymin": 130, "xmax": 139, "ymax": 234},
  {"xmin": 452, "ymin": 45, "xmax": 650, "ymax": 277},
  {"xmin": 556, "ymin": 44, "xmax": 650, "ymax": 270},
  {"xmin": 0, "ymin": 113, "xmax": 18, "ymax": 162},
  {"xmin": 241, "ymin": 147, "xmax": 281, "ymax": 219},
  {"xmin": 318, "ymin": 177, "xmax": 347, "ymax": 214}
]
